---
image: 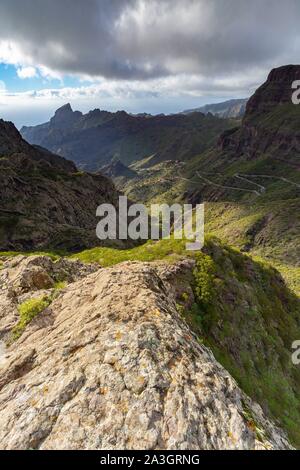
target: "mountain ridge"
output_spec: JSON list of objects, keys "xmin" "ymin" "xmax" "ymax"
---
[
  {"xmin": 182, "ymin": 98, "xmax": 248, "ymax": 118},
  {"xmin": 21, "ymin": 106, "xmax": 232, "ymax": 171}
]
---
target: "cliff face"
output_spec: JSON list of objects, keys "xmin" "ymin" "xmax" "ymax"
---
[
  {"xmin": 0, "ymin": 254, "xmax": 292, "ymax": 450},
  {"xmin": 218, "ymin": 65, "xmax": 300, "ymax": 164},
  {"xmin": 0, "ymin": 119, "xmax": 123, "ymax": 251},
  {"xmin": 245, "ymin": 65, "xmax": 300, "ymax": 120}
]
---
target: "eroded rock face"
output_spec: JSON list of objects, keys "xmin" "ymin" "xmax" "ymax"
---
[
  {"xmin": 245, "ymin": 65, "xmax": 300, "ymax": 120},
  {"xmin": 218, "ymin": 65, "xmax": 300, "ymax": 163},
  {"xmin": 0, "ymin": 257, "xmax": 292, "ymax": 450}
]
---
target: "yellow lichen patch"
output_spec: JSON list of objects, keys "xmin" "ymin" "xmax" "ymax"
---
[
  {"xmin": 138, "ymin": 376, "xmax": 146, "ymax": 385},
  {"xmin": 228, "ymin": 431, "xmax": 237, "ymax": 443},
  {"xmin": 151, "ymin": 309, "xmax": 161, "ymax": 317},
  {"xmin": 115, "ymin": 331, "xmax": 123, "ymax": 341},
  {"xmin": 118, "ymin": 400, "xmax": 129, "ymax": 413}
]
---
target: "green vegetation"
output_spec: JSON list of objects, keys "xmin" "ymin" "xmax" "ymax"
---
[
  {"xmin": 11, "ymin": 295, "xmax": 53, "ymax": 341},
  {"xmin": 1, "ymin": 233, "xmax": 300, "ymax": 443},
  {"xmin": 1, "ymin": 233, "xmax": 299, "ymax": 446},
  {"xmin": 14, "ymin": 74, "xmax": 299, "ymax": 448},
  {"xmin": 204, "ymin": 200, "xmax": 300, "ymax": 295},
  {"xmin": 183, "ymin": 239, "xmax": 300, "ymax": 448},
  {"xmin": 0, "ymin": 236, "xmax": 195, "ymax": 268},
  {"xmin": 193, "ymin": 253, "xmax": 216, "ymax": 304},
  {"xmin": 241, "ymin": 402, "xmax": 266, "ymax": 443},
  {"xmin": 253, "ymin": 103, "xmax": 300, "ymax": 133},
  {"xmin": 71, "ymin": 237, "xmax": 191, "ymax": 266},
  {"xmin": 0, "ymin": 250, "xmax": 64, "ymax": 261},
  {"xmin": 54, "ymin": 280, "xmax": 67, "ymax": 290}
]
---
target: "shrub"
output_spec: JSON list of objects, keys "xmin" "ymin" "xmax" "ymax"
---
[
  {"xmin": 193, "ymin": 252, "xmax": 216, "ymax": 304},
  {"xmin": 11, "ymin": 295, "xmax": 53, "ymax": 341}
]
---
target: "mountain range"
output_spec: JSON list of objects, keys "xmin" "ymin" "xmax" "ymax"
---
[
  {"xmin": 182, "ymin": 98, "xmax": 248, "ymax": 118},
  {"xmin": 21, "ymin": 105, "xmax": 232, "ymax": 171}
]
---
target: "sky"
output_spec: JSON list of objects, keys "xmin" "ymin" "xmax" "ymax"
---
[{"xmin": 0, "ymin": 0, "xmax": 300, "ymax": 128}]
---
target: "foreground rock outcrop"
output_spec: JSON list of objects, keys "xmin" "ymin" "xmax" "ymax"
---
[{"xmin": 0, "ymin": 255, "xmax": 292, "ymax": 450}]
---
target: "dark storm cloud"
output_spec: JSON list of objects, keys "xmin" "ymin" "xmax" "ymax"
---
[{"xmin": 0, "ymin": 0, "xmax": 299, "ymax": 80}]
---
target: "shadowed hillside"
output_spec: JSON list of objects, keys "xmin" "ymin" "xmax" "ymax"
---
[
  {"xmin": 21, "ymin": 106, "xmax": 232, "ymax": 171},
  {"xmin": 0, "ymin": 119, "xmax": 126, "ymax": 251}
]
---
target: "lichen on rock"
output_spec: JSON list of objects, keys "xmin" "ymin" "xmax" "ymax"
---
[{"xmin": 0, "ymin": 256, "xmax": 292, "ymax": 450}]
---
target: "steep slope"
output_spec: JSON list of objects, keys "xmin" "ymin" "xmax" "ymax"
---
[
  {"xmin": 183, "ymin": 98, "xmax": 248, "ymax": 119},
  {"xmin": 114, "ymin": 66, "xmax": 300, "ymax": 293},
  {"xmin": 182, "ymin": 239, "xmax": 300, "ymax": 447},
  {"xmin": 21, "ymin": 105, "xmax": 232, "ymax": 171},
  {"xmin": 183, "ymin": 66, "xmax": 300, "ymax": 290},
  {"xmin": 119, "ymin": 159, "xmax": 186, "ymax": 205},
  {"xmin": 100, "ymin": 159, "xmax": 138, "ymax": 180},
  {"xmin": 0, "ymin": 253, "xmax": 292, "ymax": 450},
  {"xmin": 0, "ymin": 119, "xmax": 124, "ymax": 251}
]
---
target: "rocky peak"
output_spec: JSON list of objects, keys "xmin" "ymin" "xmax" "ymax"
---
[
  {"xmin": 245, "ymin": 64, "xmax": 300, "ymax": 121},
  {"xmin": 50, "ymin": 103, "xmax": 82, "ymax": 128},
  {"xmin": 0, "ymin": 118, "xmax": 76, "ymax": 172}
]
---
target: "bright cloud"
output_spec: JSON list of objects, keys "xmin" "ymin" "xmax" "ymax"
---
[{"xmin": 17, "ymin": 66, "xmax": 37, "ymax": 79}]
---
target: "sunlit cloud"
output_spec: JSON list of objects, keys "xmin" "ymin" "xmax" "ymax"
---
[{"xmin": 16, "ymin": 66, "xmax": 37, "ymax": 79}]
